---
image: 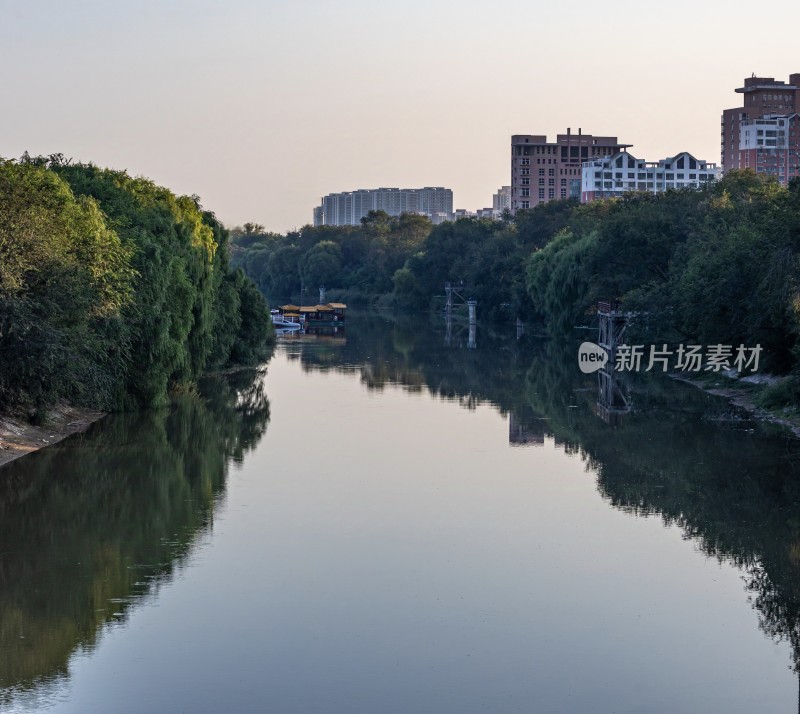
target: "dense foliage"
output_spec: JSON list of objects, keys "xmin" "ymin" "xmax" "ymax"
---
[
  {"xmin": 232, "ymin": 202, "xmax": 578, "ymax": 320},
  {"xmin": 0, "ymin": 156, "xmax": 273, "ymax": 417},
  {"xmin": 526, "ymin": 172, "xmax": 800, "ymax": 374},
  {"xmin": 230, "ymin": 210, "xmax": 433, "ymax": 306}
]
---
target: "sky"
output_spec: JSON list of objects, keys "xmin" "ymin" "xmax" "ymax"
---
[{"xmin": 2, "ymin": 0, "xmax": 800, "ymax": 232}]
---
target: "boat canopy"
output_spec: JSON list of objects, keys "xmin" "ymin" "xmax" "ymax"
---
[{"xmin": 281, "ymin": 302, "xmax": 346, "ymax": 315}]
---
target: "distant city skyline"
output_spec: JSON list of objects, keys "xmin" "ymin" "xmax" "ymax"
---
[{"xmin": 2, "ymin": 0, "xmax": 799, "ymax": 232}]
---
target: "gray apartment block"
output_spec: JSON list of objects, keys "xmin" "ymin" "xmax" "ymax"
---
[{"xmin": 314, "ymin": 187, "xmax": 453, "ymax": 226}]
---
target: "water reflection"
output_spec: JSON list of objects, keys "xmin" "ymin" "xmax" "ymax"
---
[
  {"xmin": 0, "ymin": 367, "xmax": 270, "ymax": 705},
  {"xmin": 4, "ymin": 312, "xmax": 800, "ymax": 711},
  {"xmin": 281, "ymin": 313, "xmax": 800, "ymax": 675},
  {"xmin": 595, "ymin": 362, "xmax": 632, "ymax": 425},
  {"xmin": 507, "ymin": 411, "xmax": 546, "ymax": 446},
  {"xmin": 444, "ymin": 315, "xmax": 477, "ymax": 350}
]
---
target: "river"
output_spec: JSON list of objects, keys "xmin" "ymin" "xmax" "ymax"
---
[{"xmin": 2, "ymin": 313, "xmax": 800, "ymax": 713}]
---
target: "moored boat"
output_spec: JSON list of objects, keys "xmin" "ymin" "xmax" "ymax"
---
[{"xmin": 271, "ymin": 310, "xmax": 301, "ymax": 329}]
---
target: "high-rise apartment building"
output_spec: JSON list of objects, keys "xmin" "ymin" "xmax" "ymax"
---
[
  {"xmin": 737, "ymin": 114, "xmax": 800, "ymax": 185},
  {"xmin": 314, "ymin": 187, "xmax": 453, "ymax": 226},
  {"xmin": 511, "ymin": 129, "xmax": 631, "ymax": 211},
  {"xmin": 721, "ymin": 73, "xmax": 800, "ymax": 183},
  {"xmin": 492, "ymin": 186, "xmax": 511, "ymax": 212}
]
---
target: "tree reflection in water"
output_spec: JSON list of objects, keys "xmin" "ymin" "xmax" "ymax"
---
[
  {"xmin": 4, "ymin": 312, "xmax": 800, "ymax": 706},
  {"xmin": 289, "ymin": 313, "xmax": 800, "ymax": 676},
  {"xmin": 0, "ymin": 366, "xmax": 270, "ymax": 704}
]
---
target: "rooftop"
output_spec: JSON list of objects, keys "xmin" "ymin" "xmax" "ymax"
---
[{"xmin": 736, "ymin": 74, "xmax": 799, "ymax": 93}]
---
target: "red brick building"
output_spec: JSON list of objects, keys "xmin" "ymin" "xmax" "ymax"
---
[
  {"xmin": 511, "ymin": 129, "xmax": 631, "ymax": 211},
  {"xmin": 721, "ymin": 73, "xmax": 800, "ymax": 183}
]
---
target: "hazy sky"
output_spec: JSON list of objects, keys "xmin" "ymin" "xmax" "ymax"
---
[{"xmin": 2, "ymin": 0, "xmax": 799, "ymax": 232}]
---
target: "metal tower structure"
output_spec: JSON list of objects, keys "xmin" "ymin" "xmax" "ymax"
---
[{"xmin": 595, "ymin": 300, "xmax": 632, "ymax": 423}]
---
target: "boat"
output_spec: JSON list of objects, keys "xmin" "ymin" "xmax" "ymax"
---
[
  {"xmin": 271, "ymin": 311, "xmax": 301, "ymax": 330},
  {"xmin": 278, "ymin": 302, "xmax": 347, "ymax": 326}
]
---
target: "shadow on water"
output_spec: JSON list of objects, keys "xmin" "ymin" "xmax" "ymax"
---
[
  {"xmin": 0, "ymin": 366, "xmax": 271, "ymax": 706},
  {"xmin": 283, "ymin": 312, "xmax": 800, "ymax": 678}
]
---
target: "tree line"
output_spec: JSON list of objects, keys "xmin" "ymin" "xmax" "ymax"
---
[
  {"xmin": 231, "ymin": 200, "xmax": 575, "ymax": 318},
  {"xmin": 232, "ymin": 171, "xmax": 800, "ymax": 389},
  {"xmin": 0, "ymin": 155, "xmax": 273, "ymax": 420}
]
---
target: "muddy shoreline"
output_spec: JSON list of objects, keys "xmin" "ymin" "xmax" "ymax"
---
[
  {"xmin": 671, "ymin": 374, "xmax": 800, "ymax": 438},
  {"xmin": 0, "ymin": 405, "xmax": 106, "ymax": 469}
]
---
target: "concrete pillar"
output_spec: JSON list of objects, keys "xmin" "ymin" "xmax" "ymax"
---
[{"xmin": 468, "ymin": 299, "xmax": 477, "ymax": 325}]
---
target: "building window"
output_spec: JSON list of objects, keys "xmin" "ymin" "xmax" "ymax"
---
[
  {"xmin": 522, "ymin": 178, "xmax": 530, "ymax": 185},
  {"xmin": 539, "ymin": 168, "xmax": 545, "ymax": 176},
  {"xmin": 548, "ymin": 178, "xmax": 554, "ymax": 186},
  {"xmin": 521, "ymin": 201, "xmax": 530, "ymax": 209},
  {"xmin": 521, "ymin": 168, "xmax": 530, "ymax": 175},
  {"xmin": 521, "ymin": 188, "xmax": 530, "ymax": 196},
  {"xmin": 538, "ymin": 189, "xmax": 545, "ymax": 199},
  {"xmin": 560, "ymin": 189, "xmax": 567, "ymax": 198},
  {"xmin": 560, "ymin": 179, "xmax": 567, "ymax": 186},
  {"xmin": 548, "ymin": 189, "xmax": 555, "ymax": 199},
  {"xmin": 521, "ymin": 159, "xmax": 530, "ymax": 165},
  {"xmin": 548, "ymin": 168, "xmax": 555, "ymax": 176}
]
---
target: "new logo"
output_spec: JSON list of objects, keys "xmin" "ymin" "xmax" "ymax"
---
[{"xmin": 578, "ymin": 342, "xmax": 608, "ymax": 373}]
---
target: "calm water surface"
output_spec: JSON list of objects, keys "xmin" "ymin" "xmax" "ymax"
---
[{"xmin": 2, "ymin": 314, "xmax": 800, "ymax": 713}]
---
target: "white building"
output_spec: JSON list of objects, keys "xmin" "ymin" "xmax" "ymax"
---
[
  {"xmin": 580, "ymin": 151, "xmax": 718, "ymax": 202},
  {"xmin": 452, "ymin": 209, "xmax": 477, "ymax": 220},
  {"xmin": 492, "ymin": 186, "xmax": 511, "ymax": 212},
  {"xmin": 314, "ymin": 187, "xmax": 453, "ymax": 226},
  {"xmin": 740, "ymin": 115, "xmax": 792, "ymax": 150}
]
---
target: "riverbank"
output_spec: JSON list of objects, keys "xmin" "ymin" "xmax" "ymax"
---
[
  {"xmin": 671, "ymin": 373, "xmax": 800, "ymax": 438},
  {"xmin": 0, "ymin": 405, "xmax": 106, "ymax": 468}
]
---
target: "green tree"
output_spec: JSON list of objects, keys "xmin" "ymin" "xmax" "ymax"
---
[{"xmin": 302, "ymin": 240, "xmax": 342, "ymax": 289}]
